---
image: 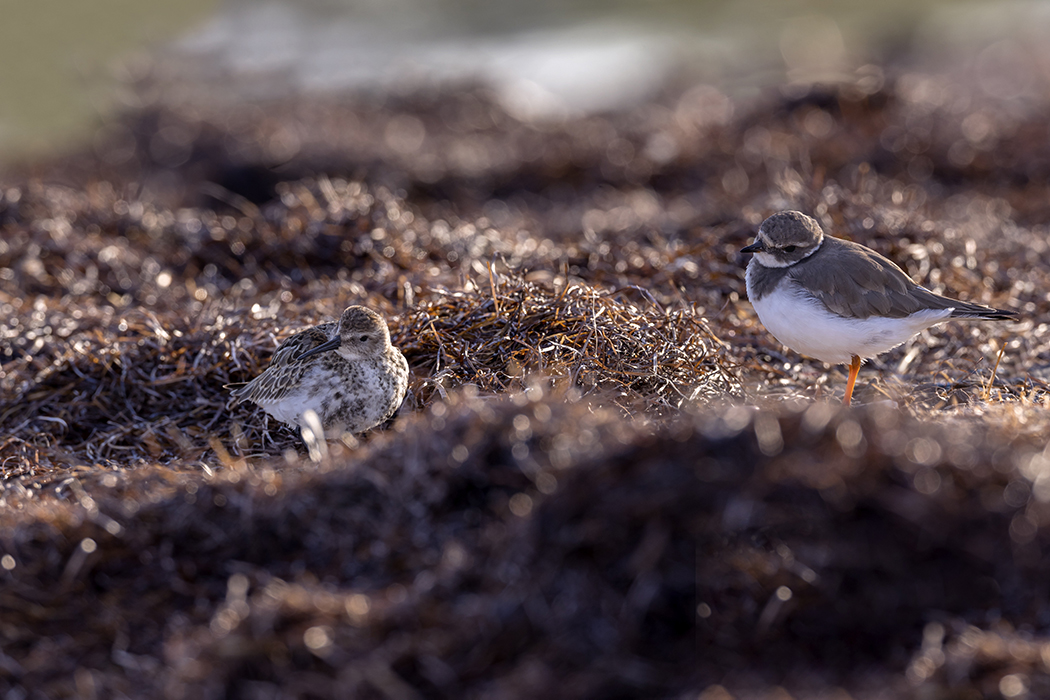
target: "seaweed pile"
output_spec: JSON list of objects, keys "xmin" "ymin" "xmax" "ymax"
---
[
  {"xmin": 0, "ymin": 270, "xmax": 738, "ymax": 483},
  {"xmin": 3, "ymin": 396, "xmax": 1050, "ymax": 698},
  {"xmin": 1, "ymin": 50, "xmax": 1050, "ymax": 698}
]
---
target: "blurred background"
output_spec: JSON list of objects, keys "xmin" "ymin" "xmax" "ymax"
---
[{"xmin": 0, "ymin": 0, "xmax": 1041, "ymax": 165}]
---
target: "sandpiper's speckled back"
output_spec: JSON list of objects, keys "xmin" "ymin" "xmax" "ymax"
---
[{"xmin": 232, "ymin": 306, "xmax": 408, "ymax": 435}]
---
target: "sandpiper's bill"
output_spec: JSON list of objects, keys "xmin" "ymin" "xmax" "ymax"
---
[
  {"xmin": 232, "ymin": 306, "xmax": 409, "ymax": 435},
  {"xmin": 742, "ymin": 211, "xmax": 1016, "ymax": 405}
]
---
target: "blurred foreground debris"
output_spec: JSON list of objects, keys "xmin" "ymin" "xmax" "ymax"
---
[{"xmin": 2, "ymin": 397, "xmax": 1050, "ymax": 697}]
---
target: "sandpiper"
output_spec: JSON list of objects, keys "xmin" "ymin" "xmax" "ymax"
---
[
  {"xmin": 231, "ymin": 306, "xmax": 409, "ymax": 435},
  {"xmin": 742, "ymin": 211, "xmax": 1015, "ymax": 405}
]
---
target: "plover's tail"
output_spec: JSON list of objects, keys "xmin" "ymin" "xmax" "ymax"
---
[{"xmin": 947, "ymin": 300, "xmax": 1016, "ymax": 320}]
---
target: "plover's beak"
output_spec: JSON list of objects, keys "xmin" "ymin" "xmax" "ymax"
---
[
  {"xmin": 740, "ymin": 239, "xmax": 765, "ymax": 254},
  {"xmin": 298, "ymin": 337, "xmax": 341, "ymax": 361}
]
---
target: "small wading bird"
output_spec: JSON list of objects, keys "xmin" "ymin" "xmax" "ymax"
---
[
  {"xmin": 741, "ymin": 211, "xmax": 1016, "ymax": 405},
  {"xmin": 231, "ymin": 306, "xmax": 408, "ymax": 436}
]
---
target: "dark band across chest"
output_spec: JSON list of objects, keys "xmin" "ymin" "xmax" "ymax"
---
[{"xmin": 748, "ymin": 263, "xmax": 790, "ymax": 301}]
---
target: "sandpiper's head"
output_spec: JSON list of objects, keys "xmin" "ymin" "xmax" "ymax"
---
[
  {"xmin": 299, "ymin": 306, "xmax": 392, "ymax": 363},
  {"xmin": 741, "ymin": 211, "xmax": 825, "ymax": 268},
  {"xmin": 335, "ymin": 306, "xmax": 392, "ymax": 360}
]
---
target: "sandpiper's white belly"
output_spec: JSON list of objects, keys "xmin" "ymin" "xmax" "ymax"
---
[
  {"xmin": 262, "ymin": 391, "xmax": 327, "ymax": 429},
  {"xmin": 254, "ymin": 361, "xmax": 393, "ymax": 433},
  {"xmin": 748, "ymin": 277, "xmax": 954, "ymax": 365}
]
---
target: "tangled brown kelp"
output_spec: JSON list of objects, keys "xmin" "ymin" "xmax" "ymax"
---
[
  {"xmin": 396, "ymin": 276, "xmax": 741, "ymax": 411},
  {"xmin": 3, "ymin": 42, "xmax": 1050, "ymax": 699},
  {"xmin": 2, "ymin": 395, "xmax": 1050, "ymax": 699},
  {"xmin": 0, "ymin": 271, "xmax": 740, "ymax": 486}
]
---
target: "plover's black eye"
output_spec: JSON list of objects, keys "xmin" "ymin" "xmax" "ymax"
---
[
  {"xmin": 783, "ymin": 245, "xmax": 797, "ymax": 253},
  {"xmin": 359, "ymin": 335, "xmax": 369, "ymax": 342}
]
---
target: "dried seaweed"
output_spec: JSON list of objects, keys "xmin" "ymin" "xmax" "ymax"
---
[
  {"xmin": 0, "ymin": 269, "xmax": 739, "ymax": 487},
  {"xmin": 1, "ymin": 56, "xmax": 1050, "ymax": 699},
  {"xmin": 395, "ymin": 276, "xmax": 740, "ymax": 412},
  {"xmin": 2, "ymin": 397, "xmax": 1050, "ymax": 699}
]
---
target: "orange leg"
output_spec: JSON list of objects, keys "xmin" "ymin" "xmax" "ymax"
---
[{"xmin": 843, "ymin": 354, "xmax": 862, "ymax": 406}]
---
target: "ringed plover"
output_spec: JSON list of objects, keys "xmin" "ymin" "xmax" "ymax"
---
[{"xmin": 742, "ymin": 211, "xmax": 1015, "ymax": 405}]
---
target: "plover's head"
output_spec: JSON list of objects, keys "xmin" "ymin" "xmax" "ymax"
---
[
  {"xmin": 299, "ymin": 306, "xmax": 392, "ymax": 362},
  {"xmin": 741, "ymin": 211, "xmax": 825, "ymax": 268}
]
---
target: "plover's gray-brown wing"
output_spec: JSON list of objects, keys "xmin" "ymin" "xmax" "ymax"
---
[
  {"xmin": 231, "ymin": 323, "xmax": 335, "ymax": 404},
  {"xmin": 790, "ymin": 236, "xmax": 1014, "ymax": 321}
]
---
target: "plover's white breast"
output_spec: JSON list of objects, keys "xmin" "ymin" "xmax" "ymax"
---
[{"xmin": 747, "ymin": 267, "xmax": 954, "ymax": 365}]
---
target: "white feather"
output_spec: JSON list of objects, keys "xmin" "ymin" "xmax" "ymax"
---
[{"xmin": 746, "ymin": 266, "xmax": 953, "ymax": 365}]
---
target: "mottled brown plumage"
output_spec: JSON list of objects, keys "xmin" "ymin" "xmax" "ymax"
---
[{"xmin": 231, "ymin": 306, "xmax": 408, "ymax": 435}]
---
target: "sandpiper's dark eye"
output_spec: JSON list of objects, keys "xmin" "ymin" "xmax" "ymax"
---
[
  {"xmin": 359, "ymin": 335, "xmax": 369, "ymax": 342},
  {"xmin": 783, "ymin": 245, "xmax": 797, "ymax": 253}
]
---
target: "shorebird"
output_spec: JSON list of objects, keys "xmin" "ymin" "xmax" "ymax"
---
[
  {"xmin": 231, "ymin": 306, "xmax": 408, "ymax": 435},
  {"xmin": 741, "ymin": 211, "xmax": 1015, "ymax": 405}
]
